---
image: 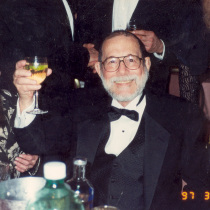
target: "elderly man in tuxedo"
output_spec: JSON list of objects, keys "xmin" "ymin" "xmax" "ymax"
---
[{"xmin": 13, "ymin": 31, "xmax": 209, "ymax": 209}]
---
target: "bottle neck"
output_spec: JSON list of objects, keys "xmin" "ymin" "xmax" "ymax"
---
[
  {"xmin": 45, "ymin": 179, "xmax": 65, "ymax": 188},
  {"xmin": 73, "ymin": 164, "xmax": 86, "ymax": 180}
]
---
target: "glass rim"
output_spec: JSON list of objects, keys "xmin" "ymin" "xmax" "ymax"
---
[
  {"xmin": 24, "ymin": 56, "xmax": 48, "ymax": 63},
  {"xmin": 73, "ymin": 157, "xmax": 87, "ymax": 166}
]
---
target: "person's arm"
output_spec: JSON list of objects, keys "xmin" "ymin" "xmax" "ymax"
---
[
  {"xmin": 13, "ymin": 60, "xmax": 55, "ymax": 175},
  {"xmin": 153, "ymin": 40, "xmax": 165, "ymax": 60},
  {"xmin": 13, "ymin": 60, "xmax": 52, "ymax": 113},
  {"xmin": 83, "ymin": 43, "xmax": 99, "ymax": 73},
  {"xmin": 13, "ymin": 60, "xmax": 52, "ymax": 128},
  {"xmin": 132, "ymin": 30, "xmax": 164, "ymax": 57}
]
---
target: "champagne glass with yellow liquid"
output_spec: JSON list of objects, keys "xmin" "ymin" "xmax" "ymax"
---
[{"xmin": 25, "ymin": 56, "xmax": 48, "ymax": 114}]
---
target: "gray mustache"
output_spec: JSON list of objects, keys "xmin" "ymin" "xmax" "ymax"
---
[{"xmin": 110, "ymin": 75, "xmax": 138, "ymax": 83}]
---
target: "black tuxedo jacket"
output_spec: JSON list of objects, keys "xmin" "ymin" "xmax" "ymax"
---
[
  {"xmin": 0, "ymin": 0, "xmax": 89, "ymax": 112},
  {"xmin": 76, "ymin": 0, "xmax": 208, "ymax": 76},
  {"xmin": 14, "ymin": 88, "xmax": 209, "ymax": 209}
]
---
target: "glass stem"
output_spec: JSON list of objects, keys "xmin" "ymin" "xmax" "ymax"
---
[{"xmin": 34, "ymin": 90, "xmax": 39, "ymax": 109}]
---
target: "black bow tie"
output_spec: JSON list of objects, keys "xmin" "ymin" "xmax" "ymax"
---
[
  {"xmin": 108, "ymin": 91, "xmax": 145, "ymax": 122},
  {"xmin": 108, "ymin": 106, "xmax": 139, "ymax": 121}
]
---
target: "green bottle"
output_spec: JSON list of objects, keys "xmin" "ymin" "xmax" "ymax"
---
[{"xmin": 26, "ymin": 161, "xmax": 84, "ymax": 210}]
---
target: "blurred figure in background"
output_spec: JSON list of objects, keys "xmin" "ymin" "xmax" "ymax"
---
[
  {"xmin": 176, "ymin": 0, "xmax": 209, "ymax": 104},
  {"xmin": 203, "ymin": 0, "xmax": 210, "ymax": 30},
  {"xmin": 203, "ymin": 0, "xmax": 210, "ymax": 66}
]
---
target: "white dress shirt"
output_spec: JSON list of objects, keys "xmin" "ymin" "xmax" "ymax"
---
[
  {"xmin": 112, "ymin": 0, "xmax": 165, "ymax": 59},
  {"xmin": 15, "ymin": 97, "xmax": 36, "ymax": 128},
  {"xmin": 62, "ymin": 0, "xmax": 74, "ymax": 40},
  {"xmin": 112, "ymin": 0, "xmax": 139, "ymax": 31},
  {"xmin": 105, "ymin": 94, "xmax": 146, "ymax": 156}
]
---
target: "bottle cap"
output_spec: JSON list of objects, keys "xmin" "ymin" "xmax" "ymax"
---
[
  {"xmin": 44, "ymin": 161, "xmax": 66, "ymax": 180},
  {"xmin": 73, "ymin": 158, "xmax": 87, "ymax": 166}
]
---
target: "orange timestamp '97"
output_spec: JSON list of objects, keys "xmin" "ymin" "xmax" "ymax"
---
[{"xmin": 182, "ymin": 191, "xmax": 210, "ymax": 200}]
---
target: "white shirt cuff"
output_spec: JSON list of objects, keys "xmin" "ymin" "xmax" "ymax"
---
[
  {"xmin": 153, "ymin": 39, "xmax": 165, "ymax": 60},
  {"xmin": 14, "ymin": 96, "xmax": 36, "ymax": 128}
]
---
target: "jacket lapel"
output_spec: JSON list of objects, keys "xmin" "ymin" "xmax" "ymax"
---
[
  {"xmin": 76, "ymin": 109, "xmax": 110, "ymax": 164},
  {"xmin": 143, "ymin": 111, "xmax": 170, "ymax": 210}
]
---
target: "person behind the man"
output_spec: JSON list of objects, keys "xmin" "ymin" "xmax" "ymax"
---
[
  {"xmin": 0, "ymin": 88, "xmax": 39, "ymax": 177},
  {"xmin": 13, "ymin": 31, "xmax": 209, "ymax": 209}
]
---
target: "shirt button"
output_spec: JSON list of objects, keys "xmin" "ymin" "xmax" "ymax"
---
[
  {"xmin": 111, "ymin": 178, "xmax": 115, "ymax": 183},
  {"xmin": 113, "ymin": 163, "xmax": 118, "ymax": 168}
]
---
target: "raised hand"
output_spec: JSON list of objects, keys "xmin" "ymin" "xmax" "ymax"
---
[
  {"xmin": 13, "ymin": 60, "xmax": 52, "ymax": 113},
  {"xmin": 132, "ymin": 30, "xmax": 163, "ymax": 54},
  {"xmin": 83, "ymin": 43, "xmax": 99, "ymax": 73}
]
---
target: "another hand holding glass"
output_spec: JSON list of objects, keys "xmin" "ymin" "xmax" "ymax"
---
[
  {"xmin": 24, "ymin": 56, "xmax": 48, "ymax": 114},
  {"xmin": 127, "ymin": 19, "xmax": 138, "ymax": 31}
]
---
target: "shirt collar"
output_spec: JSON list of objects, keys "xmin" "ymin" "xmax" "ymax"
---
[{"xmin": 111, "ymin": 93, "xmax": 142, "ymax": 110}]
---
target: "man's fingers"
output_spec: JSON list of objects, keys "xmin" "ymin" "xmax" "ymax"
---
[
  {"xmin": 15, "ymin": 157, "xmax": 30, "ymax": 166},
  {"xmin": 15, "ymin": 163, "xmax": 33, "ymax": 172},
  {"xmin": 14, "ymin": 77, "xmax": 38, "ymax": 86},
  {"xmin": 83, "ymin": 43, "xmax": 95, "ymax": 49},
  {"xmin": 46, "ymin": 68, "xmax": 52, "ymax": 76},
  {"xmin": 88, "ymin": 61, "xmax": 97, "ymax": 67},
  {"xmin": 15, "ymin": 60, "xmax": 26, "ymax": 69},
  {"xmin": 19, "ymin": 154, "xmax": 38, "ymax": 162},
  {"xmin": 14, "ymin": 161, "xmax": 30, "ymax": 172},
  {"xmin": 138, "ymin": 35, "xmax": 151, "ymax": 42},
  {"xmin": 19, "ymin": 154, "xmax": 33, "ymax": 161},
  {"xmin": 135, "ymin": 35, "xmax": 146, "ymax": 41},
  {"xmin": 15, "ymin": 166, "xmax": 26, "ymax": 173},
  {"xmin": 132, "ymin": 30, "xmax": 148, "ymax": 36},
  {"xmin": 14, "ymin": 156, "xmax": 36, "ymax": 172},
  {"xmin": 13, "ymin": 69, "xmax": 32, "ymax": 78},
  {"xmin": 14, "ymin": 154, "xmax": 39, "ymax": 173}
]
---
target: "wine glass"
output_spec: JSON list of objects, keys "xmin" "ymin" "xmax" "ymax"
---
[
  {"xmin": 126, "ymin": 19, "xmax": 138, "ymax": 31},
  {"xmin": 24, "ymin": 56, "xmax": 48, "ymax": 114}
]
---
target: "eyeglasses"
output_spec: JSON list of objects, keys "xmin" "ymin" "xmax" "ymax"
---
[{"xmin": 101, "ymin": 54, "xmax": 143, "ymax": 72}]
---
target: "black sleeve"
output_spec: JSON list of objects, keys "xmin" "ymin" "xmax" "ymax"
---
[
  {"xmin": 14, "ymin": 114, "xmax": 76, "ymax": 157},
  {"xmin": 181, "ymin": 104, "xmax": 210, "ymax": 208}
]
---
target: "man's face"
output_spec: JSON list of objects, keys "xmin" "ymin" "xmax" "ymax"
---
[{"xmin": 95, "ymin": 35, "xmax": 151, "ymax": 106}]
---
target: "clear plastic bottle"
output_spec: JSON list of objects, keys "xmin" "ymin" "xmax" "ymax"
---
[
  {"xmin": 66, "ymin": 158, "xmax": 94, "ymax": 210},
  {"xmin": 26, "ymin": 161, "xmax": 84, "ymax": 210}
]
